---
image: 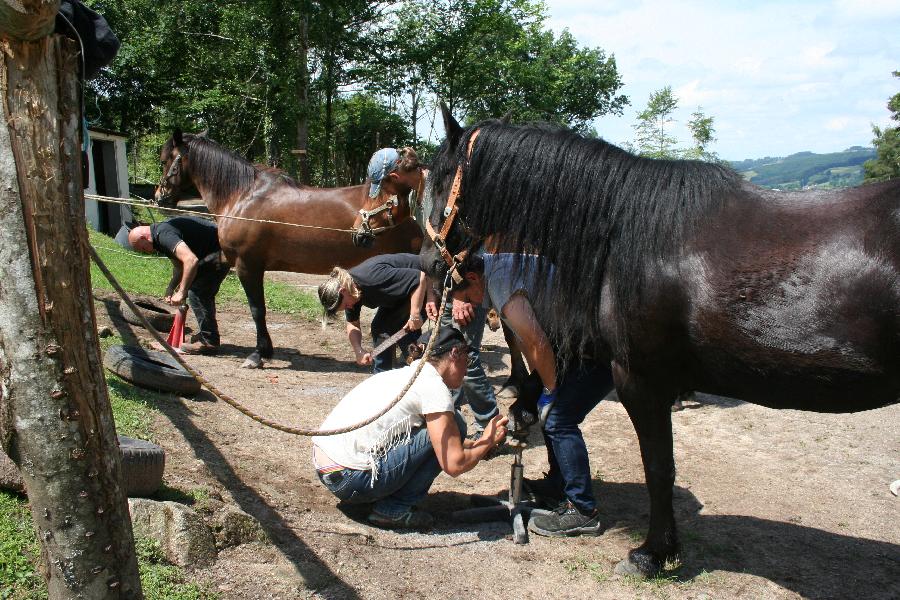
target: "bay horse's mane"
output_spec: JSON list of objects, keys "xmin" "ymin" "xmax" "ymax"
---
[
  {"xmin": 169, "ymin": 134, "xmax": 308, "ymax": 200},
  {"xmin": 431, "ymin": 120, "xmax": 742, "ymax": 358}
]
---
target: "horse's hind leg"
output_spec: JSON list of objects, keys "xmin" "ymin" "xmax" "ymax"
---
[
  {"xmin": 612, "ymin": 361, "xmax": 679, "ymax": 578},
  {"xmin": 236, "ymin": 261, "xmax": 273, "ymax": 368}
]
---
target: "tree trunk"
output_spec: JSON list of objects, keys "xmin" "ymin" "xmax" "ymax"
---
[
  {"xmin": 295, "ymin": 13, "xmax": 310, "ymax": 184},
  {"xmin": 0, "ymin": 15, "xmax": 143, "ymax": 600},
  {"xmin": 0, "ymin": 0, "xmax": 58, "ymax": 41}
]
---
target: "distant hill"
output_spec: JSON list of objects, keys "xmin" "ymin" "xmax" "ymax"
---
[{"xmin": 730, "ymin": 146, "xmax": 875, "ymax": 190}]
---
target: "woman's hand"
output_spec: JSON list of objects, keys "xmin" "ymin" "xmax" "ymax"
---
[
  {"xmin": 481, "ymin": 414, "xmax": 509, "ymax": 447},
  {"xmin": 355, "ymin": 351, "xmax": 373, "ymax": 366},
  {"xmin": 167, "ymin": 290, "xmax": 186, "ymax": 306},
  {"xmin": 405, "ymin": 314, "xmax": 424, "ymax": 332}
]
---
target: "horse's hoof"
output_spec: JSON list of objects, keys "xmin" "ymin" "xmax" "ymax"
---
[
  {"xmin": 891, "ymin": 479, "xmax": 900, "ymax": 496},
  {"xmin": 614, "ymin": 549, "xmax": 661, "ymax": 579},
  {"xmin": 614, "ymin": 558, "xmax": 643, "ymax": 577},
  {"xmin": 497, "ymin": 384, "xmax": 520, "ymax": 399},
  {"xmin": 241, "ymin": 354, "xmax": 264, "ymax": 369}
]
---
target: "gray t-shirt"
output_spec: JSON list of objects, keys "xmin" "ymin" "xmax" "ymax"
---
[{"xmin": 481, "ymin": 253, "xmax": 550, "ymax": 325}]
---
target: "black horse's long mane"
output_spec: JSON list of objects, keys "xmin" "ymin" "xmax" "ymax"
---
[{"xmin": 430, "ymin": 120, "xmax": 742, "ymax": 361}]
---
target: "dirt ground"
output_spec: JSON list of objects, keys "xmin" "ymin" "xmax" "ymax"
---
[{"xmin": 96, "ymin": 272, "xmax": 899, "ymax": 600}]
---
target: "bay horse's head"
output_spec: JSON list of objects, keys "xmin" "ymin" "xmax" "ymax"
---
[
  {"xmin": 154, "ymin": 129, "xmax": 202, "ymax": 207},
  {"xmin": 418, "ymin": 104, "xmax": 490, "ymax": 286},
  {"xmin": 351, "ymin": 190, "xmax": 413, "ymax": 248}
]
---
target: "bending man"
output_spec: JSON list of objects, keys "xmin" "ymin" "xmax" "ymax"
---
[
  {"xmin": 127, "ymin": 216, "xmax": 230, "ymax": 354},
  {"xmin": 451, "ymin": 252, "xmax": 613, "ymax": 537}
]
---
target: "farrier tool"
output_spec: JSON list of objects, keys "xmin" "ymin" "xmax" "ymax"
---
[
  {"xmin": 370, "ymin": 327, "xmax": 412, "ymax": 357},
  {"xmin": 451, "ymin": 438, "xmax": 543, "ymax": 544}
]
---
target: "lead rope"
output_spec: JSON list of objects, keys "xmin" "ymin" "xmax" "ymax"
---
[
  {"xmin": 88, "ymin": 244, "xmax": 450, "ymax": 436},
  {"xmin": 86, "ymin": 194, "xmax": 409, "ymax": 236}
]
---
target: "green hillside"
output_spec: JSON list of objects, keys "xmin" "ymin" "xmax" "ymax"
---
[{"xmin": 730, "ymin": 146, "xmax": 875, "ymax": 190}]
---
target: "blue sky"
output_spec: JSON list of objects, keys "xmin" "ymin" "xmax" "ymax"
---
[{"xmin": 544, "ymin": 0, "xmax": 900, "ymax": 160}]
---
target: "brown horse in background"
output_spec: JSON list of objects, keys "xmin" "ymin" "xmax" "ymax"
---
[{"xmin": 154, "ymin": 130, "xmax": 423, "ymax": 367}]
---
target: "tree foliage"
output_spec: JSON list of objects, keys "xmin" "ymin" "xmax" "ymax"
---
[
  {"xmin": 83, "ymin": 0, "xmax": 627, "ymax": 185},
  {"xmin": 864, "ymin": 70, "xmax": 900, "ymax": 182}
]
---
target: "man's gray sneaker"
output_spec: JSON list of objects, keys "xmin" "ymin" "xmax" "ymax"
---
[
  {"xmin": 528, "ymin": 501, "xmax": 602, "ymax": 537},
  {"xmin": 367, "ymin": 508, "xmax": 434, "ymax": 530}
]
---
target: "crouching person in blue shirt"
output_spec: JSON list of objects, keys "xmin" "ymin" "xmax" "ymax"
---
[{"xmin": 312, "ymin": 327, "xmax": 508, "ymax": 529}]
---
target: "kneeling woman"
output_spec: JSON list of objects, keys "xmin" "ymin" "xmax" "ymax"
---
[{"xmin": 312, "ymin": 327, "xmax": 508, "ymax": 529}]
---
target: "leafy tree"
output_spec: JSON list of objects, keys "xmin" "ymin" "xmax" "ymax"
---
[
  {"xmin": 864, "ymin": 70, "xmax": 900, "ymax": 182},
  {"xmin": 629, "ymin": 87, "xmax": 718, "ymax": 161},
  {"xmin": 632, "ymin": 86, "xmax": 679, "ymax": 158},
  {"xmin": 683, "ymin": 107, "xmax": 717, "ymax": 161}
]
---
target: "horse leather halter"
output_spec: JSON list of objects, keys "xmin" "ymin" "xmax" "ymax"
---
[{"xmin": 425, "ymin": 129, "xmax": 481, "ymax": 284}]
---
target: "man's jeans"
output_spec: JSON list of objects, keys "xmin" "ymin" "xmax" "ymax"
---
[
  {"xmin": 187, "ymin": 260, "xmax": 230, "ymax": 346},
  {"xmin": 318, "ymin": 412, "xmax": 467, "ymax": 518},
  {"xmin": 542, "ymin": 362, "xmax": 614, "ymax": 513},
  {"xmin": 443, "ymin": 303, "xmax": 498, "ymax": 430}
]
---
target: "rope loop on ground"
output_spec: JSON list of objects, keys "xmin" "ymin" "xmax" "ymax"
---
[{"xmin": 88, "ymin": 244, "xmax": 449, "ymax": 436}]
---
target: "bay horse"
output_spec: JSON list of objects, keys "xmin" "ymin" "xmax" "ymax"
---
[
  {"xmin": 420, "ymin": 106, "xmax": 900, "ymax": 577},
  {"xmin": 154, "ymin": 130, "xmax": 423, "ymax": 368}
]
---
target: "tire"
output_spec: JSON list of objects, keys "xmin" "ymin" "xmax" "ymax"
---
[
  {"xmin": 119, "ymin": 296, "xmax": 176, "ymax": 332},
  {"xmin": 104, "ymin": 344, "xmax": 201, "ymax": 396},
  {"xmin": 118, "ymin": 435, "xmax": 165, "ymax": 497}
]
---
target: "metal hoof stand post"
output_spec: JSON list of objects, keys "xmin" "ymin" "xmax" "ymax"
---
[{"xmin": 452, "ymin": 439, "xmax": 541, "ymax": 544}]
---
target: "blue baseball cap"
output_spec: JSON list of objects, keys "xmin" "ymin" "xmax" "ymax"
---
[{"xmin": 367, "ymin": 148, "xmax": 401, "ymax": 198}]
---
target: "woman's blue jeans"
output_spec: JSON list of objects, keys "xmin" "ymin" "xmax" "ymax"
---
[
  {"xmin": 442, "ymin": 303, "xmax": 498, "ymax": 430},
  {"xmin": 318, "ymin": 412, "xmax": 467, "ymax": 518},
  {"xmin": 542, "ymin": 361, "xmax": 614, "ymax": 513}
]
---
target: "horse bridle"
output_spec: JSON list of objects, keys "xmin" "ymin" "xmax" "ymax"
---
[
  {"xmin": 425, "ymin": 129, "xmax": 481, "ymax": 284},
  {"xmin": 156, "ymin": 148, "xmax": 185, "ymax": 206}
]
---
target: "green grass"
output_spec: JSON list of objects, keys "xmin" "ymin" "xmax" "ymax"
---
[
  {"xmin": 88, "ymin": 227, "xmax": 320, "ymax": 319},
  {"xmin": 0, "ymin": 495, "xmax": 218, "ymax": 600},
  {"xmin": 0, "ymin": 493, "xmax": 45, "ymax": 600},
  {"xmin": 97, "ymin": 333, "xmax": 164, "ymax": 442},
  {"xmin": 136, "ymin": 537, "xmax": 219, "ymax": 600}
]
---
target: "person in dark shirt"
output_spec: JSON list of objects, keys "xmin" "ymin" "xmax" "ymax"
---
[
  {"xmin": 127, "ymin": 216, "xmax": 230, "ymax": 354},
  {"xmin": 318, "ymin": 253, "xmax": 428, "ymax": 373}
]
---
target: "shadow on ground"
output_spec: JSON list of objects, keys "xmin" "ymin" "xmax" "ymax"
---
[{"xmin": 596, "ymin": 480, "xmax": 899, "ymax": 599}]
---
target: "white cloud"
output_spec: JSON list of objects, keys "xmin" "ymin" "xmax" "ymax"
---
[
  {"xmin": 825, "ymin": 117, "xmax": 851, "ymax": 131},
  {"xmin": 544, "ymin": 0, "xmax": 900, "ymax": 158}
]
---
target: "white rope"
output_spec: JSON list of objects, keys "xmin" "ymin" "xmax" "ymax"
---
[{"xmin": 85, "ymin": 193, "xmax": 358, "ymax": 234}]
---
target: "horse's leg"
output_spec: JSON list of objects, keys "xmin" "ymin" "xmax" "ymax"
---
[
  {"xmin": 497, "ymin": 321, "xmax": 529, "ymax": 398},
  {"xmin": 235, "ymin": 261, "xmax": 273, "ymax": 368},
  {"xmin": 611, "ymin": 360, "xmax": 679, "ymax": 578}
]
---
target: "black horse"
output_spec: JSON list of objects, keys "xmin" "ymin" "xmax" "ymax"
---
[{"xmin": 420, "ymin": 106, "xmax": 900, "ymax": 577}]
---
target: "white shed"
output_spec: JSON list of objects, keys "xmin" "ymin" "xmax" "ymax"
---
[{"xmin": 84, "ymin": 127, "xmax": 133, "ymax": 234}]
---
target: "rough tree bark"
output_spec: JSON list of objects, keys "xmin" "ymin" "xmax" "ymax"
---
[{"xmin": 0, "ymin": 2, "xmax": 143, "ymax": 597}]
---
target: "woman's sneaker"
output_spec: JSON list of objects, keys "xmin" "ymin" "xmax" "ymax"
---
[
  {"xmin": 528, "ymin": 501, "xmax": 602, "ymax": 537},
  {"xmin": 367, "ymin": 508, "xmax": 434, "ymax": 530}
]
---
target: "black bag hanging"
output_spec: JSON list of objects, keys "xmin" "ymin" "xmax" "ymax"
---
[{"xmin": 56, "ymin": 0, "xmax": 120, "ymax": 80}]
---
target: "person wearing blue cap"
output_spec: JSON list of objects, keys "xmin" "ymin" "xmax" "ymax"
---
[
  {"xmin": 366, "ymin": 147, "xmax": 425, "ymax": 208},
  {"xmin": 312, "ymin": 326, "xmax": 509, "ymax": 529}
]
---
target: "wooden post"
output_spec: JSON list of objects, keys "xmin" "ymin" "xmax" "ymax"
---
[{"xmin": 0, "ymin": 1, "xmax": 143, "ymax": 597}]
